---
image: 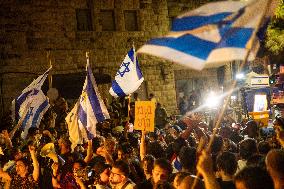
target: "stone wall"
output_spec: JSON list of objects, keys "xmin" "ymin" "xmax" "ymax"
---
[{"xmin": 0, "ymin": 0, "xmax": 224, "ymax": 115}]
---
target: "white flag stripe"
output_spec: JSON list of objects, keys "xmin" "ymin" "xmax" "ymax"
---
[{"xmin": 138, "ymin": 0, "xmax": 271, "ymax": 70}]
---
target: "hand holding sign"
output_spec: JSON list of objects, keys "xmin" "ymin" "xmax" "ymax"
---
[{"xmin": 134, "ymin": 101, "xmax": 155, "ymax": 132}]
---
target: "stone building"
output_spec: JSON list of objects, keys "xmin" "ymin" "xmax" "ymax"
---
[{"xmin": 0, "ymin": 0, "xmax": 233, "ymax": 116}]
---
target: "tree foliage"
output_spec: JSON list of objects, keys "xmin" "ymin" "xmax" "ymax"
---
[{"xmin": 265, "ymin": 0, "xmax": 284, "ymax": 55}]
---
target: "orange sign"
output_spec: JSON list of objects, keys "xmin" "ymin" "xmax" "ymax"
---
[{"xmin": 134, "ymin": 101, "xmax": 155, "ymax": 132}]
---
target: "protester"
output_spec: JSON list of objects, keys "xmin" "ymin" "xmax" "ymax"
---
[
  {"xmin": 266, "ymin": 149, "xmax": 284, "ymax": 189},
  {"xmin": 0, "ymin": 145, "xmax": 39, "ymax": 189},
  {"xmin": 109, "ymin": 160, "xmax": 136, "ymax": 189},
  {"xmin": 1, "ymin": 86, "xmax": 284, "ymax": 189}
]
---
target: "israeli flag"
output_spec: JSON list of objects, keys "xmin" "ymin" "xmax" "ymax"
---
[
  {"xmin": 138, "ymin": 0, "xmax": 270, "ymax": 70},
  {"xmin": 109, "ymin": 47, "xmax": 144, "ymax": 97},
  {"xmin": 65, "ymin": 101, "xmax": 82, "ymax": 150},
  {"xmin": 78, "ymin": 61, "xmax": 110, "ymax": 139},
  {"xmin": 12, "ymin": 67, "xmax": 51, "ymax": 139}
]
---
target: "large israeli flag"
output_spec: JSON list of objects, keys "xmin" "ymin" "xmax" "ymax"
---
[
  {"xmin": 65, "ymin": 101, "xmax": 82, "ymax": 150},
  {"xmin": 12, "ymin": 67, "xmax": 51, "ymax": 139},
  {"xmin": 78, "ymin": 61, "xmax": 110, "ymax": 139},
  {"xmin": 109, "ymin": 48, "xmax": 144, "ymax": 97},
  {"xmin": 138, "ymin": 0, "xmax": 271, "ymax": 70}
]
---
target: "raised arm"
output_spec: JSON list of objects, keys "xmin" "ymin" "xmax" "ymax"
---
[
  {"xmin": 84, "ymin": 140, "xmax": 93, "ymax": 163},
  {"xmin": 51, "ymin": 162, "xmax": 61, "ymax": 188},
  {"xmin": 2, "ymin": 130, "xmax": 12, "ymax": 149},
  {"xmin": 0, "ymin": 168, "xmax": 11, "ymax": 182},
  {"xmin": 97, "ymin": 146, "xmax": 114, "ymax": 165},
  {"xmin": 179, "ymin": 118, "xmax": 195, "ymax": 139},
  {"xmin": 140, "ymin": 130, "xmax": 147, "ymax": 161},
  {"xmin": 196, "ymin": 150, "xmax": 220, "ymax": 189},
  {"xmin": 29, "ymin": 145, "xmax": 39, "ymax": 182}
]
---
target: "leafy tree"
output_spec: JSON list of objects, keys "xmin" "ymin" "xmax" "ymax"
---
[{"xmin": 265, "ymin": 0, "xmax": 284, "ymax": 55}]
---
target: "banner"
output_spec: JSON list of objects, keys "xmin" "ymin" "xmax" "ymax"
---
[{"xmin": 134, "ymin": 101, "xmax": 155, "ymax": 132}]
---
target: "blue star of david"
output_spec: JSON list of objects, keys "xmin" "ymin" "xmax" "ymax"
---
[
  {"xmin": 31, "ymin": 89, "xmax": 39, "ymax": 96},
  {"xmin": 116, "ymin": 62, "xmax": 131, "ymax": 77}
]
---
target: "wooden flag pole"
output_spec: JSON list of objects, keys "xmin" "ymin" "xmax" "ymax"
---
[
  {"xmin": 47, "ymin": 51, "xmax": 53, "ymax": 89},
  {"xmin": 124, "ymin": 94, "xmax": 131, "ymax": 139},
  {"xmin": 190, "ymin": 1, "xmax": 272, "ymax": 189},
  {"xmin": 86, "ymin": 51, "xmax": 90, "ymax": 64}
]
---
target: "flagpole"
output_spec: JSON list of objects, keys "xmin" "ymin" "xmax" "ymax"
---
[
  {"xmin": 86, "ymin": 51, "xmax": 90, "ymax": 65},
  {"xmin": 191, "ymin": 0, "xmax": 272, "ymax": 189},
  {"xmin": 124, "ymin": 43, "xmax": 136, "ymax": 138},
  {"xmin": 47, "ymin": 51, "xmax": 52, "ymax": 89}
]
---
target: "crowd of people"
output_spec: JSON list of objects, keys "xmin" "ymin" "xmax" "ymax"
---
[{"xmin": 0, "ymin": 93, "xmax": 284, "ymax": 189}]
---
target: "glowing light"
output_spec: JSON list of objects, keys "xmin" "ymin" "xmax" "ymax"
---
[
  {"xmin": 236, "ymin": 73, "xmax": 245, "ymax": 80},
  {"xmin": 205, "ymin": 92, "xmax": 220, "ymax": 108},
  {"xmin": 183, "ymin": 87, "xmax": 240, "ymax": 117}
]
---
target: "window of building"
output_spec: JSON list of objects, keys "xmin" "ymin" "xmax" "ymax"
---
[
  {"xmin": 76, "ymin": 9, "xmax": 92, "ymax": 31},
  {"xmin": 100, "ymin": 10, "xmax": 115, "ymax": 31},
  {"xmin": 124, "ymin": 10, "xmax": 138, "ymax": 31}
]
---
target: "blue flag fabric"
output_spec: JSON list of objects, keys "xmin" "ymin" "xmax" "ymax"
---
[
  {"xmin": 109, "ymin": 48, "xmax": 144, "ymax": 97},
  {"xmin": 12, "ymin": 67, "xmax": 51, "ymax": 139},
  {"xmin": 138, "ymin": 0, "xmax": 270, "ymax": 70},
  {"xmin": 78, "ymin": 61, "xmax": 110, "ymax": 139}
]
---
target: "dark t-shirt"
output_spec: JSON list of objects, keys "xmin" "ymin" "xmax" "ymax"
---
[
  {"xmin": 217, "ymin": 179, "xmax": 236, "ymax": 189},
  {"xmin": 136, "ymin": 178, "xmax": 153, "ymax": 189}
]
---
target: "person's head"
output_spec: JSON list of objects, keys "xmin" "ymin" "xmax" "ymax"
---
[
  {"xmin": 239, "ymin": 138, "xmax": 257, "ymax": 160},
  {"xmin": 92, "ymin": 136, "xmax": 105, "ymax": 154},
  {"xmin": 142, "ymin": 155, "xmax": 155, "ymax": 176},
  {"xmin": 117, "ymin": 143, "xmax": 132, "ymax": 160},
  {"xmin": 27, "ymin": 127, "xmax": 40, "ymax": 138},
  {"xmin": 173, "ymin": 137, "xmax": 188, "ymax": 155},
  {"xmin": 210, "ymin": 135, "xmax": 223, "ymax": 155},
  {"xmin": 186, "ymin": 136, "xmax": 197, "ymax": 148},
  {"xmin": 54, "ymin": 97, "xmax": 68, "ymax": 112},
  {"xmin": 216, "ymin": 151, "xmax": 237, "ymax": 177},
  {"xmin": 244, "ymin": 120, "xmax": 258, "ymax": 138},
  {"xmin": 134, "ymin": 92, "xmax": 138, "ymax": 99},
  {"xmin": 15, "ymin": 158, "xmax": 30, "ymax": 177},
  {"xmin": 219, "ymin": 126, "xmax": 233, "ymax": 139},
  {"xmin": 147, "ymin": 141, "xmax": 165, "ymax": 159},
  {"xmin": 173, "ymin": 172, "xmax": 191, "ymax": 189},
  {"xmin": 10, "ymin": 148, "xmax": 23, "ymax": 161},
  {"xmin": 258, "ymin": 141, "xmax": 271, "ymax": 155},
  {"xmin": 93, "ymin": 161, "xmax": 111, "ymax": 185},
  {"xmin": 266, "ymin": 149, "xmax": 284, "ymax": 182},
  {"xmin": 157, "ymin": 102, "xmax": 162, "ymax": 108},
  {"xmin": 273, "ymin": 116, "xmax": 284, "ymax": 145},
  {"xmin": 179, "ymin": 146, "xmax": 196, "ymax": 173},
  {"xmin": 58, "ymin": 136, "xmax": 71, "ymax": 153},
  {"xmin": 109, "ymin": 160, "xmax": 130, "ymax": 185},
  {"xmin": 73, "ymin": 160, "xmax": 86, "ymax": 173},
  {"xmin": 104, "ymin": 136, "xmax": 116, "ymax": 155},
  {"xmin": 152, "ymin": 158, "xmax": 172, "ymax": 184},
  {"xmin": 155, "ymin": 181, "xmax": 175, "ymax": 189},
  {"xmin": 247, "ymin": 154, "xmax": 265, "ymax": 169},
  {"xmin": 273, "ymin": 116, "xmax": 284, "ymax": 131},
  {"xmin": 234, "ymin": 166, "xmax": 273, "ymax": 189}
]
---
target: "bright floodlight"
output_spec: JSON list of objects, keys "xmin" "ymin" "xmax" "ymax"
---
[
  {"xmin": 236, "ymin": 73, "xmax": 245, "ymax": 80},
  {"xmin": 205, "ymin": 92, "xmax": 219, "ymax": 108}
]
